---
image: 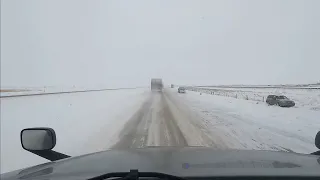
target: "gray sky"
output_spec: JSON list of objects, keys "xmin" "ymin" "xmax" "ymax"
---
[{"xmin": 1, "ymin": 0, "xmax": 320, "ymax": 88}]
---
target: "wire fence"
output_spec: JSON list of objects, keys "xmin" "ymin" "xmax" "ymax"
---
[{"xmin": 185, "ymin": 87, "xmax": 266, "ymax": 102}]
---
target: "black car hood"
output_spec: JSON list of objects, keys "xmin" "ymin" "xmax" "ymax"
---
[{"xmin": 2, "ymin": 147, "xmax": 320, "ymax": 180}]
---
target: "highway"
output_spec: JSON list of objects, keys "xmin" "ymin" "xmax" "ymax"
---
[{"xmin": 113, "ymin": 90, "xmax": 227, "ymax": 149}]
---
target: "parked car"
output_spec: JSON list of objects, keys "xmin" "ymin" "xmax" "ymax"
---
[
  {"xmin": 266, "ymin": 95, "xmax": 277, "ymax": 105},
  {"xmin": 178, "ymin": 87, "xmax": 186, "ymax": 93},
  {"xmin": 266, "ymin": 95, "xmax": 295, "ymax": 107}
]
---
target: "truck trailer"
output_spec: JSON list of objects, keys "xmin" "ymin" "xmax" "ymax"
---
[{"xmin": 151, "ymin": 78, "xmax": 163, "ymax": 91}]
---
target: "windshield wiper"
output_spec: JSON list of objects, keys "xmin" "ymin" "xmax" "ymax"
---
[{"xmin": 88, "ymin": 169, "xmax": 187, "ymax": 180}]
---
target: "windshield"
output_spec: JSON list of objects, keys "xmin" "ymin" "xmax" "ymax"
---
[
  {"xmin": 277, "ymin": 96, "xmax": 287, "ymax": 99},
  {"xmin": 1, "ymin": 0, "xmax": 320, "ymax": 175}
]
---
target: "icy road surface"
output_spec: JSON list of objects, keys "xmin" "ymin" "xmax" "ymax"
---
[
  {"xmin": 112, "ymin": 91, "xmax": 224, "ymax": 148},
  {"xmin": 1, "ymin": 88, "xmax": 319, "ymax": 173}
]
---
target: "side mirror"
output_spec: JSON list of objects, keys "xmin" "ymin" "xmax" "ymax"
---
[
  {"xmin": 315, "ymin": 131, "xmax": 320, "ymax": 149},
  {"xmin": 311, "ymin": 131, "xmax": 320, "ymax": 155},
  {"xmin": 21, "ymin": 128, "xmax": 56, "ymax": 151},
  {"xmin": 20, "ymin": 127, "xmax": 70, "ymax": 161}
]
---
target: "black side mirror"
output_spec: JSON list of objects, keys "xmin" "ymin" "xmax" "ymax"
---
[
  {"xmin": 21, "ymin": 128, "xmax": 56, "ymax": 151},
  {"xmin": 315, "ymin": 131, "xmax": 320, "ymax": 149},
  {"xmin": 311, "ymin": 131, "xmax": 320, "ymax": 155},
  {"xmin": 20, "ymin": 127, "xmax": 70, "ymax": 161}
]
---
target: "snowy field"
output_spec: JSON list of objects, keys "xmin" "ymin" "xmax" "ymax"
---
[
  {"xmin": 187, "ymin": 87, "xmax": 320, "ymax": 111},
  {"xmin": 170, "ymin": 88, "xmax": 319, "ymax": 153},
  {"xmin": 0, "ymin": 88, "xmax": 149, "ymax": 173}
]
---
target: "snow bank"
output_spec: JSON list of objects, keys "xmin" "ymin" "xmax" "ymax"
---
[
  {"xmin": 187, "ymin": 87, "xmax": 320, "ymax": 111},
  {"xmin": 169, "ymin": 89, "xmax": 320, "ymax": 154},
  {"xmin": 0, "ymin": 88, "xmax": 148, "ymax": 173}
]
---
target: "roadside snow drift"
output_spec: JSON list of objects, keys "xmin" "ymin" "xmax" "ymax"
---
[{"xmin": 169, "ymin": 88, "xmax": 320, "ymax": 154}]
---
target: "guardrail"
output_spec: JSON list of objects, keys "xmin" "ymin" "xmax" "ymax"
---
[{"xmin": 0, "ymin": 87, "xmax": 143, "ymax": 98}]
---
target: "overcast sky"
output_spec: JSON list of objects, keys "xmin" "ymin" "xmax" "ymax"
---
[{"xmin": 1, "ymin": 0, "xmax": 320, "ymax": 88}]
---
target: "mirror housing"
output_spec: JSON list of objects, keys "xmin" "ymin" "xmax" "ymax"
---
[
  {"xmin": 315, "ymin": 131, "xmax": 320, "ymax": 149},
  {"xmin": 20, "ymin": 127, "xmax": 70, "ymax": 161},
  {"xmin": 311, "ymin": 131, "xmax": 320, "ymax": 155},
  {"xmin": 21, "ymin": 128, "xmax": 56, "ymax": 151}
]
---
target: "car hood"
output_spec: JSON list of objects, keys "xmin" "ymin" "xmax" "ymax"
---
[{"xmin": 2, "ymin": 147, "xmax": 320, "ymax": 180}]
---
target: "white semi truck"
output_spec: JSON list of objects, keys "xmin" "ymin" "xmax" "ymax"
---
[{"xmin": 151, "ymin": 78, "xmax": 163, "ymax": 91}]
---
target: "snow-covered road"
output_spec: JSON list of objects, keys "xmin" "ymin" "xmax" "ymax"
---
[
  {"xmin": 112, "ymin": 90, "xmax": 223, "ymax": 148},
  {"xmin": 113, "ymin": 92, "xmax": 188, "ymax": 148},
  {"xmin": 1, "ymin": 88, "xmax": 319, "ymax": 173}
]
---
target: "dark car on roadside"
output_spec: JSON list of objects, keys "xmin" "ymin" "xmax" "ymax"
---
[
  {"xmin": 178, "ymin": 87, "xmax": 186, "ymax": 93},
  {"xmin": 266, "ymin": 95, "xmax": 295, "ymax": 107}
]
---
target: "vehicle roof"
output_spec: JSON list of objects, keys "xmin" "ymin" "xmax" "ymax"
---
[
  {"xmin": 2, "ymin": 147, "xmax": 320, "ymax": 180},
  {"xmin": 267, "ymin": 95, "xmax": 277, "ymax": 97}
]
